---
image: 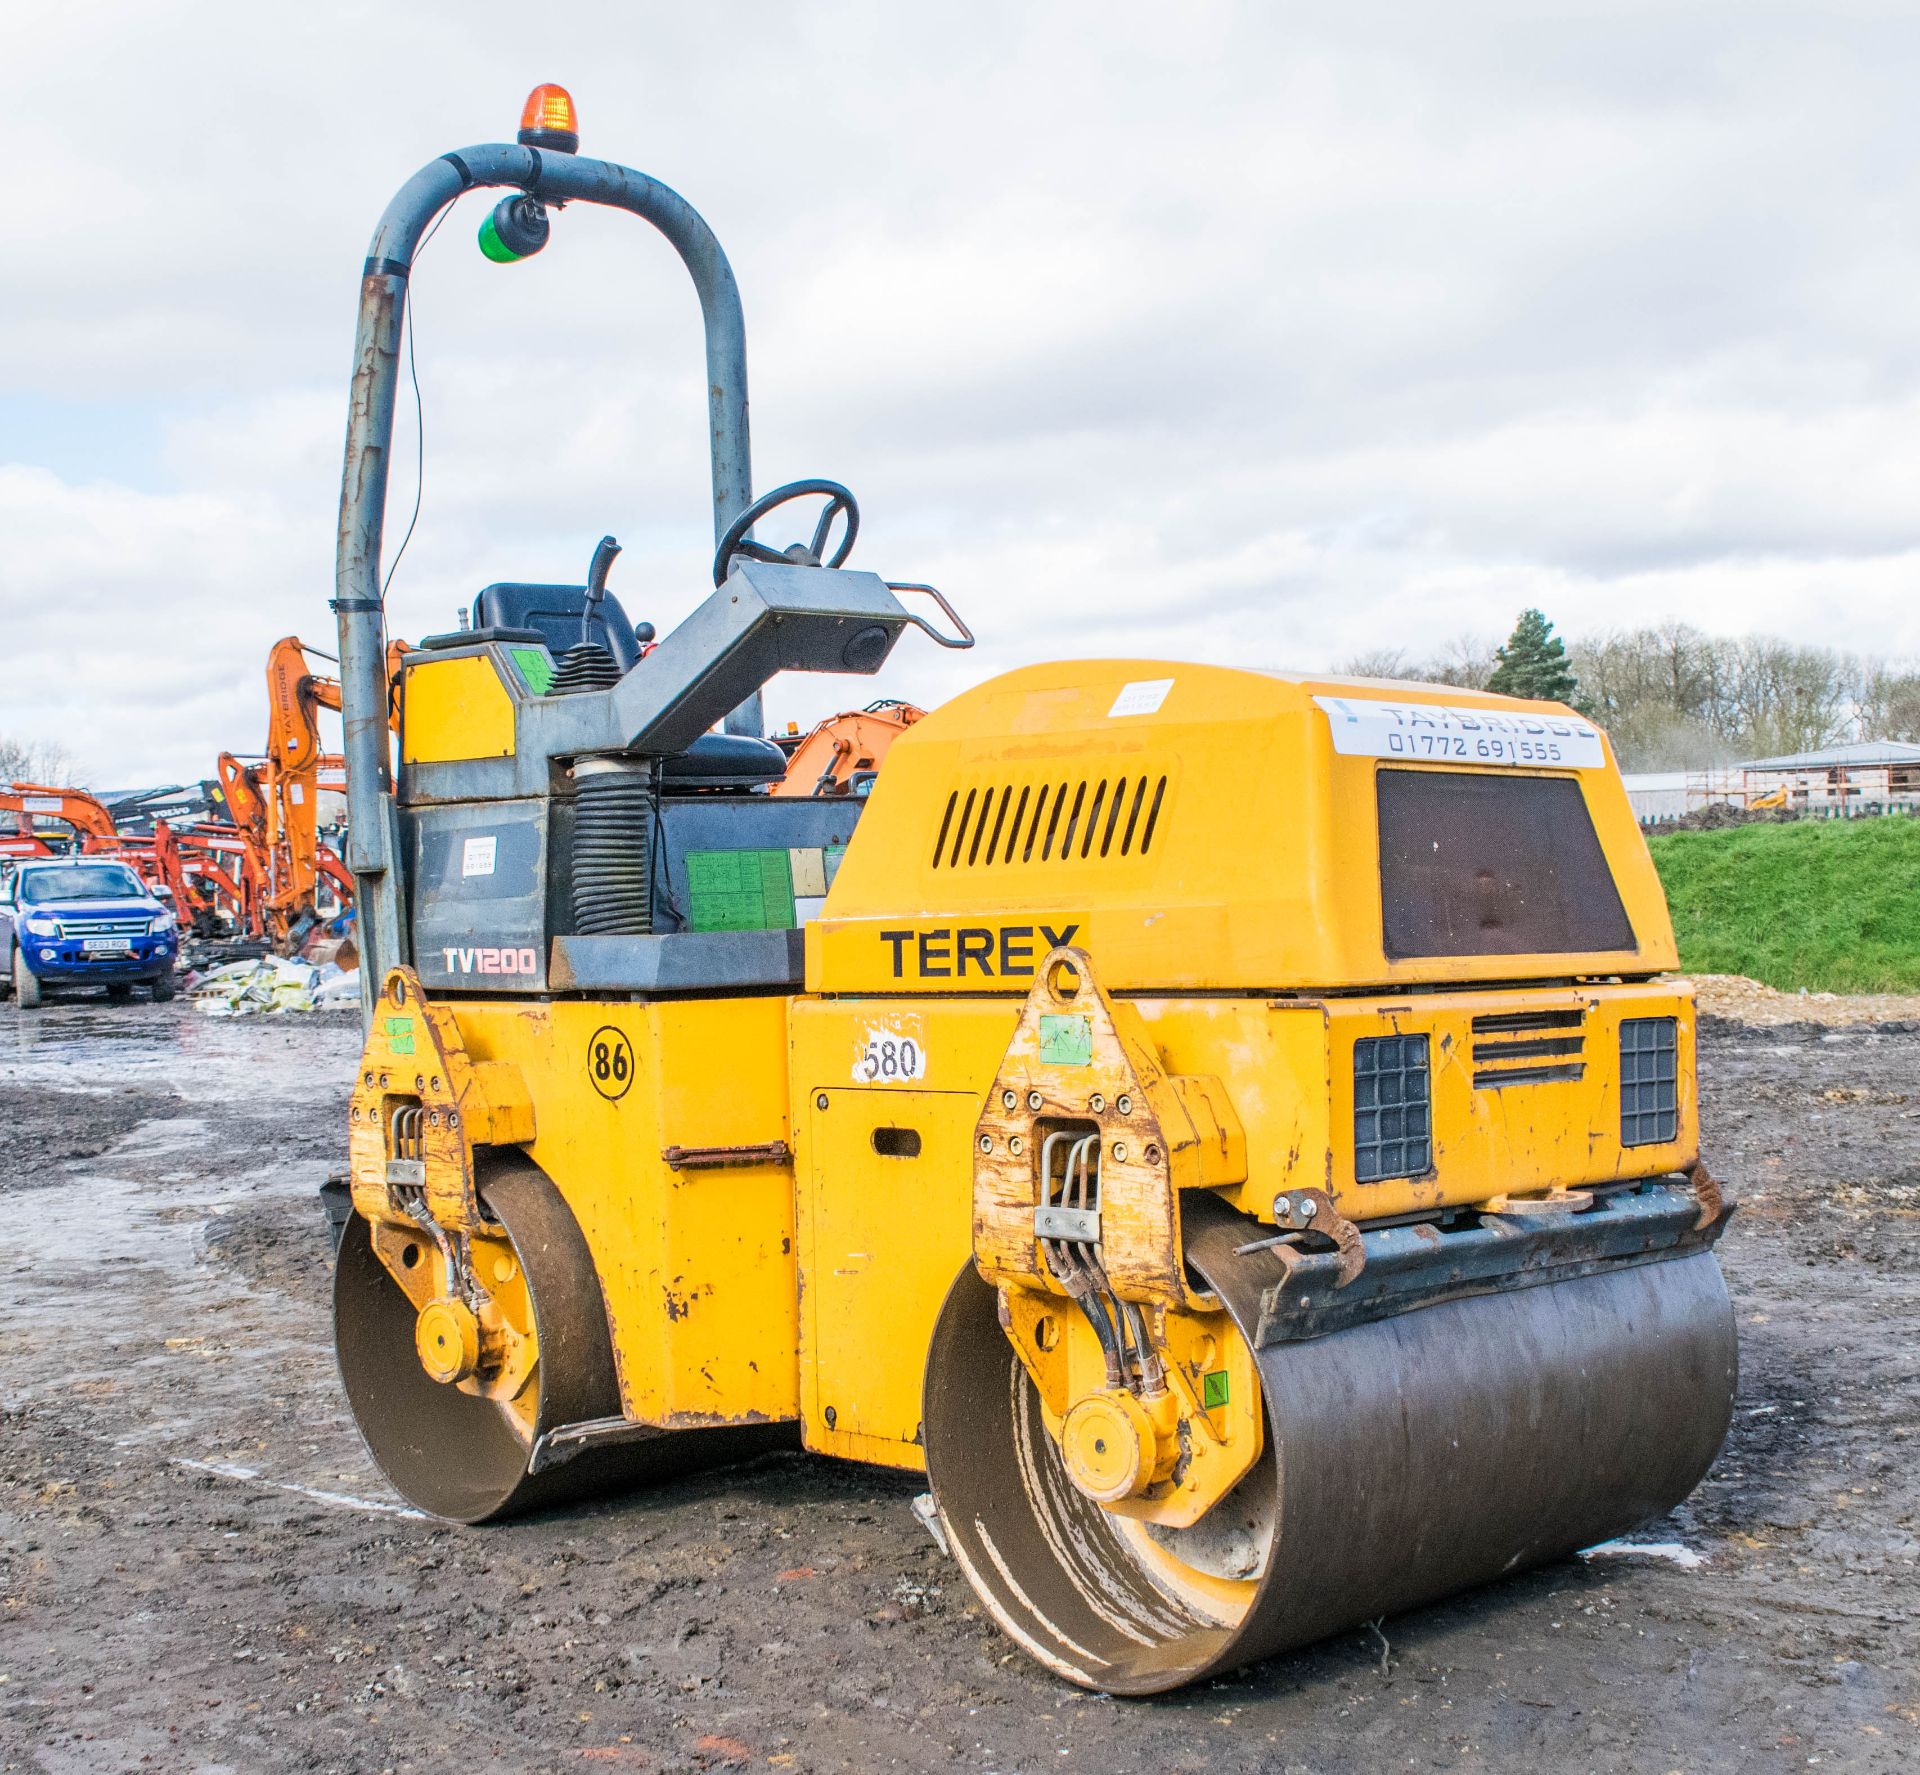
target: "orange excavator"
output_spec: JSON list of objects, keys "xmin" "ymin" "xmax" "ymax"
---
[
  {"xmin": 0, "ymin": 784, "xmax": 255, "ymax": 935},
  {"xmin": 139, "ymin": 819, "xmax": 262, "ymax": 938},
  {"xmin": 0, "ymin": 782, "xmax": 119, "ymax": 857},
  {"xmin": 770, "ymin": 699, "xmax": 924, "ymax": 797},
  {"xmin": 218, "ymin": 635, "xmax": 404, "ymax": 950}
]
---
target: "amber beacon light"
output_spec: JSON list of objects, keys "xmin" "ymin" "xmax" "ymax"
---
[{"xmin": 518, "ymin": 83, "xmax": 580, "ymax": 154}]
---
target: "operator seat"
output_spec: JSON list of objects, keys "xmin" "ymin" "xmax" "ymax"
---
[
  {"xmin": 455, "ymin": 581, "xmax": 787, "ymax": 790},
  {"xmin": 474, "ymin": 581, "xmax": 645, "ymax": 671}
]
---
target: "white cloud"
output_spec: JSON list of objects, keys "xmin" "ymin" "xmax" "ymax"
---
[{"xmin": 3, "ymin": 0, "xmax": 1919, "ymax": 782}]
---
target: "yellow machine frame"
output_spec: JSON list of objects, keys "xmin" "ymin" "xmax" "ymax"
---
[{"xmin": 350, "ymin": 665, "xmax": 1696, "ymax": 1476}]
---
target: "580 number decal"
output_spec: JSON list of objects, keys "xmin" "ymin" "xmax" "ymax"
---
[
  {"xmin": 588, "ymin": 1026, "xmax": 634, "ymax": 1101},
  {"xmin": 854, "ymin": 1024, "xmax": 929, "ymax": 1084}
]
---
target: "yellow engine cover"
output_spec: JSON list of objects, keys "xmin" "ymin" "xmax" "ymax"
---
[{"xmin": 808, "ymin": 662, "xmax": 1675, "ymax": 996}]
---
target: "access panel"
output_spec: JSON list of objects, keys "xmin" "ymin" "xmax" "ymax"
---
[{"xmin": 799, "ymin": 1088, "xmax": 979, "ymax": 1468}]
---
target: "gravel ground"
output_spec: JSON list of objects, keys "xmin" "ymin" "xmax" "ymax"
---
[
  {"xmin": 0, "ymin": 992, "xmax": 1915, "ymax": 1773},
  {"xmin": 1693, "ymin": 974, "xmax": 1920, "ymax": 1028}
]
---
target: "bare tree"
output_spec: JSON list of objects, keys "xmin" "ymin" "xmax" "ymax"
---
[
  {"xmin": 0, "ymin": 734, "xmax": 75, "ymax": 786},
  {"xmin": 1721, "ymin": 638, "xmax": 1853, "ymax": 757},
  {"xmin": 1856, "ymin": 666, "xmax": 1920, "ymax": 744},
  {"xmin": 1424, "ymin": 634, "xmax": 1497, "ymax": 690},
  {"xmin": 1334, "ymin": 648, "xmax": 1412, "ymax": 679}
]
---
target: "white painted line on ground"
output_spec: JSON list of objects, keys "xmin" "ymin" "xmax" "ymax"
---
[
  {"xmin": 1578, "ymin": 1539, "xmax": 1707, "ymax": 1570},
  {"xmin": 172, "ymin": 1457, "xmax": 429, "ymax": 1521}
]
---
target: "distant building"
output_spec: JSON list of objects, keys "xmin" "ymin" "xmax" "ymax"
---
[
  {"xmin": 1735, "ymin": 740, "xmax": 1920, "ymax": 812},
  {"xmin": 1626, "ymin": 741, "xmax": 1920, "ymax": 826}
]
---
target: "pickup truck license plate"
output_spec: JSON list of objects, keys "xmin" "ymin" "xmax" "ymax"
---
[{"xmin": 83, "ymin": 937, "xmax": 132, "ymax": 953}]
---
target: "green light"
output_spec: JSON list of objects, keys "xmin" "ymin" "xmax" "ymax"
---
[
  {"xmin": 476, "ymin": 194, "xmax": 551, "ymax": 264},
  {"xmin": 477, "ymin": 210, "xmax": 524, "ymax": 264}
]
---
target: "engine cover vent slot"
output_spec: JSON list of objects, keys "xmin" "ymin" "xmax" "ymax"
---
[
  {"xmin": 1474, "ymin": 1061, "xmax": 1586, "ymax": 1089},
  {"xmin": 1472, "ymin": 1007, "xmax": 1588, "ymax": 1087},
  {"xmin": 1471, "ymin": 1009, "xmax": 1583, "ymax": 1034},
  {"xmin": 931, "ymin": 774, "xmax": 1169, "ymax": 869}
]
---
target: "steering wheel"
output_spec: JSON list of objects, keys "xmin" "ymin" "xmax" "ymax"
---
[{"xmin": 712, "ymin": 479, "xmax": 860, "ymax": 587}]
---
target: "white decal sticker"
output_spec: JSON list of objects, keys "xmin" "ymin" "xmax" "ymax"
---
[
  {"xmin": 1312, "ymin": 695, "xmax": 1606, "ymax": 770},
  {"xmin": 853, "ymin": 1022, "xmax": 929, "ymax": 1084},
  {"xmin": 23, "ymin": 796, "xmax": 62, "ymax": 813},
  {"xmin": 462, "ymin": 835, "xmax": 498, "ymax": 877},
  {"xmin": 289, "ymin": 782, "xmax": 305, "ymax": 804},
  {"xmin": 1107, "ymin": 677, "xmax": 1174, "ymax": 719},
  {"xmin": 789, "ymin": 846, "xmax": 828, "ymax": 898}
]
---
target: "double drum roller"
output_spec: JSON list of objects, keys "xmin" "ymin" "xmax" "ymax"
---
[{"xmin": 325, "ymin": 87, "xmax": 1737, "ymax": 1693}]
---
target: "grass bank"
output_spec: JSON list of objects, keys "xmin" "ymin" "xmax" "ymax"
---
[{"xmin": 1647, "ymin": 814, "xmax": 1920, "ymax": 994}]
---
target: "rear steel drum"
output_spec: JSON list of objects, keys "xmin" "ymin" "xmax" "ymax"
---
[{"xmin": 335, "ymin": 1158, "xmax": 789, "ymax": 1523}]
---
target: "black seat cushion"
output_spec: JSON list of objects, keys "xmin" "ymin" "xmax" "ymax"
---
[
  {"xmin": 474, "ymin": 583, "xmax": 642, "ymax": 672},
  {"xmin": 662, "ymin": 732, "xmax": 788, "ymax": 789}
]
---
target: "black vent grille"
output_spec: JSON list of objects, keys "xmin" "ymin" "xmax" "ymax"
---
[
  {"xmin": 1620, "ymin": 1016, "xmax": 1679, "ymax": 1146},
  {"xmin": 931, "ymin": 774, "xmax": 1168, "ymax": 869},
  {"xmin": 1353, "ymin": 1034, "xmax": 1432, "ymax": 1183},
  {"xmin": 1472, "ymin": 1008, "xmax": 1587, "ymax": 1088}
]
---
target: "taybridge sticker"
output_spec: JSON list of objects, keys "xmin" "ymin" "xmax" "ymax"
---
[
  {"xmin": 853, "ymin": 1015, "xmax": 929, "ymax": 1084},
  {"xmin": 588, "ymin": 1026, "xmax": 635, "ymax": 1101},
  {"xmin": 1312, "ymin": 694, "xmax": 1605, "ymax": 769}
]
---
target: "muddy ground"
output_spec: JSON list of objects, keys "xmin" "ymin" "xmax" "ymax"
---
[{"xmin": 1, "ymin": 998, "xmax": 1915, "ymax": 1774}]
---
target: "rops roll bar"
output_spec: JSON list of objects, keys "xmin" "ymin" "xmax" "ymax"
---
[{"xmin": 331, "ymin": 132, "xmax": 757, "ymax": 1009}]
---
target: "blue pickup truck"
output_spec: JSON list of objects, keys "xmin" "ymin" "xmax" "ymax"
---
[{"xmin": 0, "ymin": 859, "xmax": 179, "ymax": 1009}]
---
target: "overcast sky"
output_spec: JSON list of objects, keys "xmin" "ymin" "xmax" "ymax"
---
[{"xmin": 5, "ymin": 1, "xmax": 1919, "ymax": 786}]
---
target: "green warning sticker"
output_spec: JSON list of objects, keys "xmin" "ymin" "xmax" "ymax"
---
[
  {"xmin": 1037, "ymin": 1013, "xmax": 1093, "ymax": 1066},
  {"xmin": 385, "ymin": 1015, "xmax": 417, "ymax": 1057},
  {"xmin": 1202, "ymin": 1370, "xmax": 1230, "ymax": 1411},
  {"xmin": 686, "ymin": 848, "xmax": 796, "ymax": 932},
  {"xmin": 510, "ymin": 646, "xmax": 554, "ymax": 696}
]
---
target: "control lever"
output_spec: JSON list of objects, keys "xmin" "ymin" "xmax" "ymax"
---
[{"xmin": 583, "ymin": 534, "xmax": 622, "ymax": 644}]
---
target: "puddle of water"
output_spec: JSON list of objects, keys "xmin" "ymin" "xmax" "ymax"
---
[
  {"xmin": 0, "ymin": 1002, "xmax": 360, "ymax": 1107},
  {"xmin": 1579, "ymin": 1539, "xmax": 1708, "ymax": 1570}
]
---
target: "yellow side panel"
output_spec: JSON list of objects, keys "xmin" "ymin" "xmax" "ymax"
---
[
  {"xmin": 452, "ymin": 997, "xmax": 799, "ymax": 1427},
  {"xmin": 788, "ymin": 998, "xmax": 1018, "ymax": 1468},
  {"xmin": 401, "ymin": 654, "xmax": 516, "ymax": 763}
]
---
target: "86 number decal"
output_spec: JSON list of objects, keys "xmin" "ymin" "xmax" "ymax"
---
[{"xmin": 588, "ymin": 1026, "xmax": 635, "ymax": 1101}]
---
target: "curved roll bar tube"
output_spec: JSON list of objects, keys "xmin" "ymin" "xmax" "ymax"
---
[{"xmin": 331, "ymin": 143, "xmax": 757, "ymax": 1017}]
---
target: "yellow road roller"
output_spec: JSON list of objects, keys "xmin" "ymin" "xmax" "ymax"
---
[{"xmin": 329, "ymin": 89, "xmax": 1735, "ymax": 1695}]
